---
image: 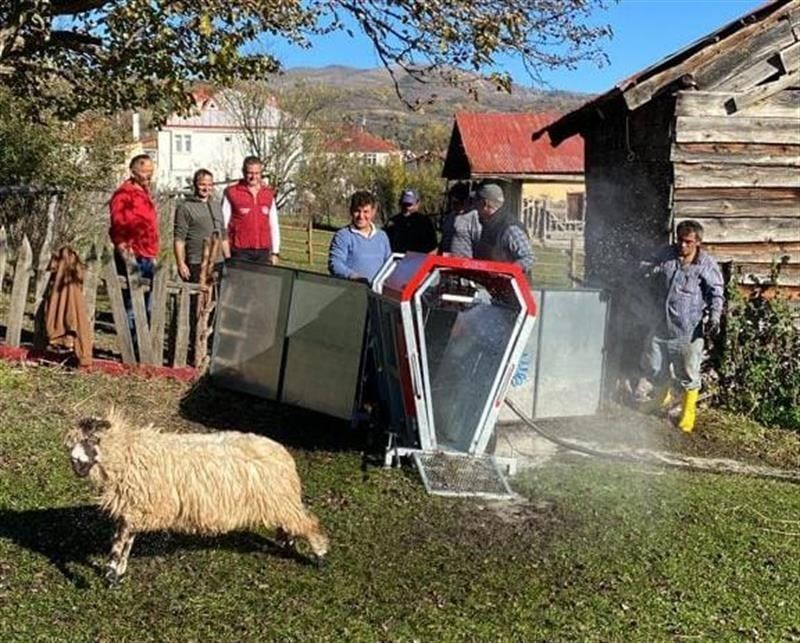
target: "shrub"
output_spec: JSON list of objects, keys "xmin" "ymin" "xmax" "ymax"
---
[{"xmin": 714, "ymin": 272, "xmax": 800, "ymax": 431}]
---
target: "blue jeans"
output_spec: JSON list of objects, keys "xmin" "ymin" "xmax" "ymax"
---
[{"xmin": 642, "ymin": 333, "xmax": 704, "ymax": 391}]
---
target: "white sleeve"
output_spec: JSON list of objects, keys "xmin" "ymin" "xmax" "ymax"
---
[
  {"xmin": 269, "ymin": 200, "xmax": 280, "ymax": 254},
  {"xmin": 221, "ymin": 194, "xmax": 232, "ymax": 228}
]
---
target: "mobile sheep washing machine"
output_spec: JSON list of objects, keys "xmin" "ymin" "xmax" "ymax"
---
[
  {"xmin": 367, "ymin": 253, "xmax": 537, "ymax": 497},
  {"xmin": 209, "ymin": 254, "xmax": 538, "ymax": 498}
]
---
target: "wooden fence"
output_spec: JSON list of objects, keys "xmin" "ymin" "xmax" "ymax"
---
[
  {"xmin": 521, "ymin": 198, "xmax": 585, "ymax": 247},
  {"xmin": 0, "ymin": 226, "xmax": 217, "ymax": 369}
]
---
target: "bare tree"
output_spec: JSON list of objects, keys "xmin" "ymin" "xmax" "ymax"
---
[{"xmin": 221, "ymin": 83, "xmax": 340, "ymax": 210}]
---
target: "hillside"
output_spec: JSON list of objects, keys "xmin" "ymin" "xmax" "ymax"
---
[{"xmin": 273, "ymin": 65, "xmax": 589, "ymax": 148}]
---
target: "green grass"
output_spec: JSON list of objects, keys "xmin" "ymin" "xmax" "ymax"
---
[{"xmin": 1, "ymin": 361, "xmax": 799, "ymax": 641}]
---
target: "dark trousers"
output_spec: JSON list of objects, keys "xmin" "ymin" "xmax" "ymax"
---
[{"xmin": 230, "ymin": 248, "xmax": 272, "ymax": 264}]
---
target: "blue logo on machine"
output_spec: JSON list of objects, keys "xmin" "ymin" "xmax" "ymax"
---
[{"xmin": 511, "ymin": 350, "xmax": 532, "ymax": 387}]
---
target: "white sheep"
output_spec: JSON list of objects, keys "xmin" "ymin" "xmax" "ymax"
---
[{"xmin": 67, "ymin": 409, "xmax": 329, "ymax": 584}]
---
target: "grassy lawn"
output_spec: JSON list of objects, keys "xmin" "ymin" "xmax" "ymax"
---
[{"xmin": 1, "ymin": 360, "xmax": 799, "ymax": 641}]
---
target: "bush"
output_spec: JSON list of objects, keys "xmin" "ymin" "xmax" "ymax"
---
[{"xmin": 714, "ymin": 273, "xmax": 800, "ymax": 431}]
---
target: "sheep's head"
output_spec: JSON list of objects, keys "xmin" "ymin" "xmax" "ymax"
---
[{"xmin": 69, "ymin": 417, "xmax": 111, "ymax": 478}]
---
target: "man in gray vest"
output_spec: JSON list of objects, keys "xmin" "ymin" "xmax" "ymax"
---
[{"xmin": 473, "ymin": 183, "xmax": 535, "ymax": 275}]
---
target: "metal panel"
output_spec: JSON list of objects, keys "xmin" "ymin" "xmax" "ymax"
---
[
  {"xmin": 533, "ymin": 289, "xmax": 608, "ymax": 418},
  {"xmin": 280, "ymin": 273, "xmax": 368, "ymax": 420},
  {"xmin": 210, "ymin": 261, "xmax": 293, "ymax": 399},
  {"xmin": 500, "ymin": 288, "xmax": 607, "ymax": 421}
]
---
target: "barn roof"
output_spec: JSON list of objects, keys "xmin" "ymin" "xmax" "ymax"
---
[
  {"xmin": 541, "ymin": 0, "xmax": 796, "ymax": 144},
  {"xmin": 442, "ymin": 112, "xmax": 584, "ymax": 180}
]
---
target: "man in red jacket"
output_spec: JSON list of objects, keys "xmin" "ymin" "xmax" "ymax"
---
[
  {"xmin": 222, "ymin": 156, "xmax": 280, "ymax": 265},
  {"xmin": 109, "ymin": 154, "xmax": 159, "ymax": 327}
]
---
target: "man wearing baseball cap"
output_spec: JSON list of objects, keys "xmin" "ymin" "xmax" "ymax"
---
[{"xmin": 384, "ymin": 187, "xmax": 438, "ymax": 254}]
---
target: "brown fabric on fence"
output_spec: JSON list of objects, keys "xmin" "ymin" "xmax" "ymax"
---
[{"xmin": 44, "ymin": 246, "xmax": 93, "ymax": 366}]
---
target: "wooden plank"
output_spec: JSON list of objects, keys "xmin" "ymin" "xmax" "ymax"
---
[
  {"xmin": 731, "ymin": 262, "xmax": 800, "ymax": 286},
  {"xmin": 730, "ymin": 69, "xmax": 800, "ymax": 112},
  {"xmin": 673, "ymin": 197, "xmax": 800, "ymax": 218},
  {"xmin": 676, "ymin": 216, "xmax": 800, "ymax": 243},
  {"xmin": 173, "ymin": 284, "xmax": 190, "ymax": 368},
  {"xmin": 670, "ymin": 142, "xmax": 800, "ymax": 166},
  {"xmin": 5, "ymin": 236, "xmax": 33, "ymax": 347},
  {"xmin": 102, "ymin": 247, "xmax": 136, "ymax": 365},
  {"xmin": 32, "ymin": 194, "xmax": 59, "ymax": 313},
  {"xmin": 0, "ymin": 226, "xmax": 7, "ymax": 294},
  {"xmin": 123, "ymin": 255, "xmax": 153, "ymax": 364},
  {"xmin": 149, "ymin": 263, "xmax": 169, "ymax": 365},
  {"xmin": 675, "ymin": 116, "xmax": 800, "ymax": 144},
  {"xmin": 623, "ymin": 13, "xmax": 795, "ymax": 110},
  {"xmin": 738, "ymin": 283, "xmax": 800, "ymax": 300},
  {"xmin": 82, "ymin": 243, "xmax": 100, "ymax": 329},
  {"xmin": 674, "ymin": 162, "xmax": 800, "ymax": 188},
  {"xmin": 703, "ymin": 241, "xmax": 800, "ymax": 263},
  {"xmin": 674, "ymin": 187, "xmax": 800, "ymax": 201},
  {"xmin": 704, "ymin": 19, "xmax": 797, "ymax": 92},
  {"xmin": 676, "ymin": 89, "xmax": 800, "ymax": 118}
]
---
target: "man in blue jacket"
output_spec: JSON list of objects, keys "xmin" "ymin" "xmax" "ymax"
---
[
  {"xmin": 328, "ymin": 190, "xmax": 392, "ymax": 284},
  {"xmin": 641, "ymin": 220, "xmax": 724, "ymax": 432}
]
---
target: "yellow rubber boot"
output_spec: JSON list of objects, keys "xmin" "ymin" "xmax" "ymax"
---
[{"xmin": 678, "ymin": 389, "xmax": 699, "ymax": 433}]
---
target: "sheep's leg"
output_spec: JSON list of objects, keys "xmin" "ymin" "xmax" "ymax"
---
[
  {"xmin": 275, "ymin": 527, "xmax": 296, "ymax": 551},
  {"xmin": 106, "ymin": 520, "xmax": 134, "ymax": 586}
]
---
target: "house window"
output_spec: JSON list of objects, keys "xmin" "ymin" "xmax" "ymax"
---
[
  {"xmin": 365, "ymin": 153, "xmax": 377, "ymax": 166},
  {"xmin": 174, "ymin": 134, "xmax": 192, "ymax": 153}
]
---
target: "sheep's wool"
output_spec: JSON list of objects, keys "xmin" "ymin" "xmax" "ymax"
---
[{"xmin": 84, "ymin": 410, "xmax": 327, "ymax": 554}]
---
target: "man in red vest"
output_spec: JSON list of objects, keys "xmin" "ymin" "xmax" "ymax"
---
[{"xmin": 222, "ymin": 156, "xmax": 280, "ymax": 265}]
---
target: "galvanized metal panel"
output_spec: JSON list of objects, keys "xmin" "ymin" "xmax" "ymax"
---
[
  {"xmin": 210, "ymin": 261, "xmax": 293, "ymax": 399},
  {"xmin": 280, "ymin": 273, "xmax": 368, "ymax": 419},
  {"xmin": 533, "ymin": 289, "xmax": 607, "ymax": 418}
]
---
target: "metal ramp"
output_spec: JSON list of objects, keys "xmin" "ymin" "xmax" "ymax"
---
[{"xmin": 412, "ymin": 451, "xmax": 514, "ymax": 499}]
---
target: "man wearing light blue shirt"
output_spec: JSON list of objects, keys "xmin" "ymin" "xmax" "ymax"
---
[{"xmin": 328, "ymin": 190, "xmax": 392, "ymax": 284}]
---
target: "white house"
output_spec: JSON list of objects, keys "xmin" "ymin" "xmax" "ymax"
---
[{"xmin": 155, "ymin": 88, "xmax": 287, "ymax": 191}]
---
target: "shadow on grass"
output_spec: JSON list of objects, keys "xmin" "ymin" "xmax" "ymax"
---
[
  {"xmin": 179, "ymin": 375, "xmax": 370, "ymax": 453},
  {"xmin": 0, "ymin": 504, "xmax": 312, "ymax": 588}
]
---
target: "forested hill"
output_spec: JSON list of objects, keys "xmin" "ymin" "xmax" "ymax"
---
[{"xmin": 274, "ymin": 65, "xmax": 590, "ymax": 148}]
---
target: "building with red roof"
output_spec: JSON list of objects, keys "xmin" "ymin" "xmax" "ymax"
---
[
  {"xmin": 443, "ymin": 112, "xmax": 586, "ymax": 234},
  {"xmin": 324, "ymin": 123, "xmax": 401, "ymax": 166}
]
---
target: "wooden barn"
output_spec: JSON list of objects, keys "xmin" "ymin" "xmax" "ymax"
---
[{"xmin": 535, "ymin": 0, "xmax": 800, "ymax": 388}]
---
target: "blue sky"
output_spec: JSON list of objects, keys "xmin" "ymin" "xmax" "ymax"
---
[{"xmin": 270, "ymin": 0, "xmax": 764, "ymax": 93}]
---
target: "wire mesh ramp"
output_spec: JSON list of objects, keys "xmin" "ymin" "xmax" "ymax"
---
[{"xmin": 412, "ymin": 451, "xmax": 514, "ymax": 499}]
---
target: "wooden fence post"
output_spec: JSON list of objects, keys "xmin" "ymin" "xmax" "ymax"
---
[
  {"xmin": 123, "ymin": 254, "xmax": 154, "ymax": 364},
  {"xmin": 0, "ymin": 226, "xmax": 7, "ymax": 294},
  {"xmin": 6, "ymin": 236, "xmax": 33, "ymax": 347},
  {"xmin": 569, "ymin": 236, "xmax": 578, "ymax": 288},
  {"xmin": 82, "ymin": 243, "xmax": 101, "ymax": 329},
  {"xmin": 102, "ymin": 246, "xmax": 136, "ymax": 365},
  {"xmin": 149, "ymin": 263, "xmax": 169, "ymax": 365},
  {"xmin": 174, "ymin": 283, "xmax": 190, "ymax": 368},
  {"xmin": 307, "ymin": 218, "xmax": 314, "ymax": 265},
  {"xmin": 32, "ymin": 194, "xmax": 59, "ymax": 312}
]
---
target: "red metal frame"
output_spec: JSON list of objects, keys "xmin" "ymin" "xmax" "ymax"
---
[{"xmin": 380, "ymin": 253, "xmax": 537, "ymax": 316}]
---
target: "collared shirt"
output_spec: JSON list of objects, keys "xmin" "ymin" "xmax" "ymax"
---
[
  {"xmin": 328, "ymin": 224, "xmax": 392, "ymax": 283},
  {"xmin": 644, "ymin": 246, "xmax": 724, "ymax": 339},
  {"xmin": 474, "ymin": 208, "xmax": 535, "ymax": 274},
  {"xmin": 440, "ymin": 209, "xmax": 481, "ymax": 257},
  {"xmin": 174, "ymin": 195, "xmax": 225, "ymax": 264}
]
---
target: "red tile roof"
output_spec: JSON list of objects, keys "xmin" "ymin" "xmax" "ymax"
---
[
  {"xmin": 446, "ymin": 112, "xmax": 584, "ymax": 176},
  {"xmin": 325, "ymin": 124, "xmax": 399, "ymax": 154}
]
